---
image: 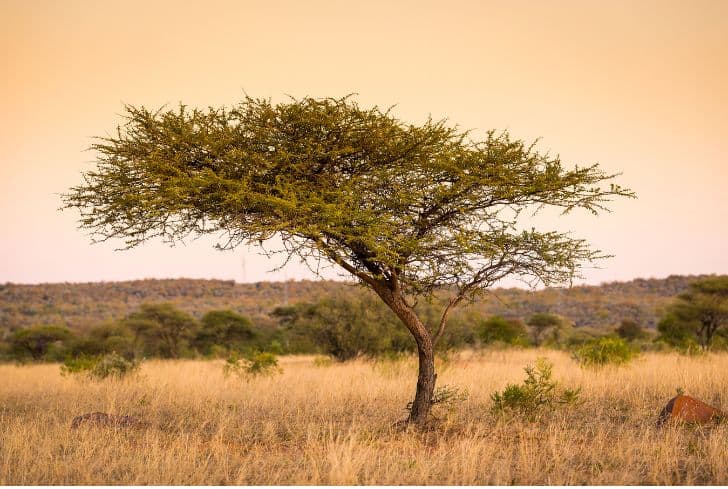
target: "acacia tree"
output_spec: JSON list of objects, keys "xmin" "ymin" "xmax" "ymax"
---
[
  {"xmin": 63, "ymin": 96, "xmax": 633, "ymax": 425},
  {"xmin": 664, "ymin": 276, "xmax": 728, "ymax": 350},
  {"xmin": 527, "ymin": 313, "xmax": 562, "ymax": 346},
  {"xmin": 126, "ymin": 303, "xmax": 197, "ymax": 358},
  {"xmin": 10, "ymin": 325, "xmax": 72, "ymax": 360},
  {"xmin": 193, "ymin": 310, "xmax": 255, "ymax": 355}
]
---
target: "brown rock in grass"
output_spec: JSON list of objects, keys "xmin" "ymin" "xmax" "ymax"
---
[
  {"xmin": 70, "ymin": 412, "xmax": 147, "ymax": 430},
  {"xmin": 657, "ymin": 394, "xmax": 725, "ymax": 426}
]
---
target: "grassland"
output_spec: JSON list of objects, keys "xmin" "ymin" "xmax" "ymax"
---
[{"xmin": 1, "ymin": 350, "xmax": 727, "ymax": 485}]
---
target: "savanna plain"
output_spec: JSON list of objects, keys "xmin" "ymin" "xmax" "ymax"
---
[{"xmin": 1, "ymin": 350, "xmax": 727, "ymax": 485}]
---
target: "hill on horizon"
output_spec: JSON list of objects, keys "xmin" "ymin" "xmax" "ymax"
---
[{"xmin": 0, "ymin": 274, "xmax": 716, "ymax": 336}]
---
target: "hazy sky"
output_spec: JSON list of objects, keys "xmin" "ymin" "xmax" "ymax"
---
[{"xmin": 1, "ymin": 0, "xmax": 726, "ymax": 286}]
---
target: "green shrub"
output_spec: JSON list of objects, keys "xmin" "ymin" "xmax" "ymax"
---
[
  {"xmin": 615, "ymin": 319, "xmax": 646, "ymax": 341},
  {"xmin": 272, "ymin": 295, "xmax": 412, "ymax": 361},
  {"xmin": 527, "ymin": 313, "xmax": 562, "ymax": 346},
  {"xmin": 192, "ymin": 310, "xmax": 255, "ymax": 355},
  {"xmin": 91, "ymin": 352, "xmax": 140, "ymax": 379},
  {"xmin": 655, "ymin": 313, "xmax": 702, "ymax": 353},
  {"xmin": 267, "ymin": 340, "xmax": 285, "ymax": 355},
  {"xmin": 60, "ymin": 355, "xmax": 99, "ymax": 375},
  {"xmin": 491, "ymin": 358, "xmax": 581, "ymax": 420},
  {"xmin": 572, "ymin": 336, "xmax": 637, "ymax": 367},
  {"xmin": 312, "ymin": 355, "xmax": 334, "ymax": 367},
  {"xmin": 10, "ymin": 325, "xmax": 73, "ymax": 361},
  {"xmin": 478, "ymin": 316, "xmax": 530, "ymax": 347},
  {"xmin": 61, "ymin": 352, "xmax": 140, "ymax": 380},
  {"xmin": 224, "ymin": 350, "xmax": 282, "ymax": 378}
]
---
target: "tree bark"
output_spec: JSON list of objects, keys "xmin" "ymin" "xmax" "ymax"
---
[
  {"xmin": 373, "ymin": 283, "xmax": 437, "ymax": 425},
  {"xmin": 409, "ymin": 328, "xmax": 436, "ymax": 424}
]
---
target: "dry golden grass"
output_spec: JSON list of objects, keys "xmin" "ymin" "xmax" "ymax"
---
[{"xmin": 1, "ymin": 350, "xmax": 727, "ymax": 485}]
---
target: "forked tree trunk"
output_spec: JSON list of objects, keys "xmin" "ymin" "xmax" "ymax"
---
[{"xmin": 374, "ymin": 285, "xmax": 437, "ymax": 426}]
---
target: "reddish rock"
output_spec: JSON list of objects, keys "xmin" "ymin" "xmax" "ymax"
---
[{"xmin": 657, "ymin": 394, "xmax": 725, "ymax": 426}]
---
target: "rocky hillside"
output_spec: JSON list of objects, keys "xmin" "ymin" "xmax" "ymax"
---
[{"xmin": 0, "ymin": 275, "xmax": 714, "ymax": 336}]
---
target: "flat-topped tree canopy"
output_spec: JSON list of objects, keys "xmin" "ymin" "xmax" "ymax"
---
[
  {"xmin": 64, "ymin": 95, "xmax": 631, "ymax": 298},
  {"xmin": 64, "ymin": 95, "xmax": 634, "ymax": 424}
]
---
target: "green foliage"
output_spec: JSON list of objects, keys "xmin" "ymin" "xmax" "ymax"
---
[
  {"xmin": 60, "ymin": 354, "xmax": 99, "ymax": 375},
  {"xmin": 61, "ymin": 96, "xmax": 632, "ymax": 372},
  {"xmin": 478, "ymin": 316, "xmax": 530, "ymax": 347},
  {"xmin": 560, "ymin": 326, "xmax": 602, "ymax": 347},
  {"xmin": 61, "ymin": 352, "xmax": 140, "ymax": 380},
  {"xmin": 658, "ymin": 276, "xmax": 728, "ymax": 350},
  {"xmin": 655, "ymin": 313, "xmax": 702, "ymax": 353},
  {"xmin": 615, "ymin": 319, "xmax": 646, "ymax": 341},
  {"xmin": 527, "ymin": 312, "xmax": 562, "ymax": 346},
  {"xmin": 224, "ymin": 350, "xmax": 282, "ymax": 379},
  {"xmin": 69, "ymin": 322, "xmax": 135, "ymax": 358},
  {"xmin": 91, "ymin": 352, "xmax": 140, "ymax": 379},
  {"xmin": 272, "ymin": 295, "xmax": 412, "ymax": 361},
  {"xmin": 572, "ymin": 336, "xmax": 637, "ymax": 367},
  {"xmin": 63, "ymin": 96, "xmax": 632, "ymax": 302},
  {"xmin": 267, "ymin": 340, "xmax": 285, "ymax": 355},
  {"xmin": 9, "ymin": 325, "xmax": 73, "ymax": 361},
  {"xmin": 193, "ymin": 310, "xmax": 255, "ymax": 356},
  {"xmin": 312, "ymin": 355, "xmax": 334, "ymax": 367},
  {"xmin": 125, "ymin": 303, "xmax": 198, "ymax": 358},
  {"xmin": 491, "ymin": 358, "xmax": 581, "ymax": 420},
  {"xmin": 62, "ymin": 95, "xmax": 632, "ymax": 422},
  {"xmin": 0, "ymin": 276, "xmax": 700, "ymax": 336}
]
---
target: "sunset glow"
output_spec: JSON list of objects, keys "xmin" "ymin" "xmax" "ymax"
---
[{"xmin": 1, "ymin": 0, "xmax": 726, "ymax": 285}]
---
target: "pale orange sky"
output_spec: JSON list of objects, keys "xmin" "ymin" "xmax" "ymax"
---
[{"xmin": 1, "ymin": 0, "xmax": 726, "ymax": 286}]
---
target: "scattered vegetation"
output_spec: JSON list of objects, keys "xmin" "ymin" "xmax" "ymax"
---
[
  {"xmin": 2, "ymin": 349, "xmax": 728, "ymax": 484},
  {"xmin": 312, "ymin": 355, "xmax": 334, "ymax": 367},
  {"xmin": 572, "ymin": 337, "xmax": 637, "ymax": 367},
  {"xmin": 656, "ymin": 276, "xmax": 728, "ymax": 350},
  {"xmin": 0, "ymin": 276, "xmax": 718, "ymax": 337},
  {"xmin": 615, "ymin": 319, "xmax": 647, "ymax": 341},
  {"xmin": 527, "ymin": 312, "xmax": 563, "ymax": 346},
  {"xmin": 2, "ymin": 275, "xmax": 728, "ymax": 368},
  {"xmin": 272, "ymin": 295, "xmax": 411, "ymax": 361},
  {"xmin": 478, "ymin": 316, "xmax": 529, "ymax": 346},
  {"xmin": 8, "ymin": 325, "xmax": 72, "ymax": 361},
  {"xmin": 193, "ymin": 310, "xmax": 256, "ymax": 356},
  {"xmin": 61, "ymin": 352, "xmax": 140, "ymax": 380},
  {"xmin": 223, "ymin": 351, "xmax": 282, "ymax": 379},
  {"xmin": 491, "ymin": 358, "xmax": 581, "ymax": 420}
]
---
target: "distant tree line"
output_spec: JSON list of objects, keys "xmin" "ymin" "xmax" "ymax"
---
[
  {"xmin": 1, "ymin": 277, "xmax": 726, "ymax": 363},
  {"xmin": 1, "ymin": 275, "xmax": 715, "ymax": 335}
]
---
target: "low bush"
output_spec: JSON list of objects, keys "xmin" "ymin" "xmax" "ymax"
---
[
  {"xmin": 224, "ymin": 350, "xmax": 282, "ymax": 378},
  {"xmin": 61, "ymin": 352, "xmax": 140, "ymax": 380},
  {"xmin": 312, "ymin": 355, "xmax": 333, "ymax": 367},
  {"xmin": 572, "ymin": 336, "xmax": 637, "ymax": 367},
  {"xmin": 491, "ymin": 358, "xmax": 581, "ymax": 420},
  {"xmin": 60, "ymin": 355, "xmax": 98, "ymax": 375},
  {"xmin": 478, "ymin": 316, "xmax": 530, "ymax": 347}
]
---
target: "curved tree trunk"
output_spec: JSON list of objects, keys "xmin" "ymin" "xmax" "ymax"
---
[
  {"xmin": 374, "ymin": 284, "xmax": 437, "ymax": 426},
  {"xmin": 409, "ymin": 328, "xmax": 436, "ymax": 424}
]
